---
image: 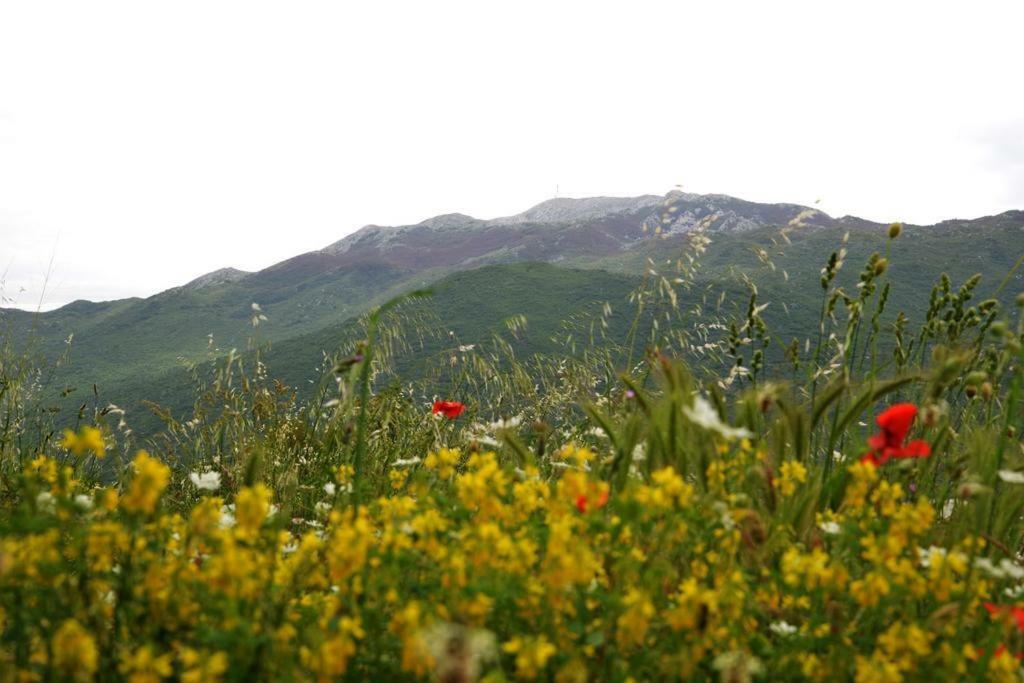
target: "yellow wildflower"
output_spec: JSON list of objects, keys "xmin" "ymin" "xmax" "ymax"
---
[
  {"xmin": 424, "ymin": 447, "xmax": 461, "ymax": 478},
  {"xmin": 189, "ymin": 496, "xmax": 224, "ymax": 537},
  {"xmin": 651, "ymin": 466, "xmax": 695, "ymax": 507},
  {"xmin": 305, "ymin": 616, "xmax": 364, "ymax": 679},
  {"xmin": 60, "ymin": 425, "xmax": 106, "ymax": 458},
  {"xmin": 119, "ymin": 645, "xmax": 174, "ymax": 683},
  {"xmin": 235, "ymin": 484, "xmax": 272, "ymax": 538},
  {"xmin": 850, "ymin": 571, "xmax": 891, "ymax": 607},
  {"xmin": 121, "ymin": 451, "xmax": 171, "ymax": 515},
  {"xmin": 556, "ymin": 444, "xmax": 597, "ymax": 468},
  {"xmin": 180, "ymin": 649, "xmax": 229, "ymax": 683},
  {"xmin": 51, "ymin": 619, "xmax": 98, "ymax": 681},
  {"xmin": 617, "ymin": 588, "xmax": 655, "ymax": 649},
  {"xmin": 844, "ymin": 460, "xmax": 878, "ymax": 509},
  {"xmin": 503, "ymin": 635, "xmax": 556, "ymax": 680},
  {"xmin": 778, "ymin": 460, "xmax": 808, "ymax": 497},
  {"xmin": 854, "ymin": 653, "xmax": 902, "ymax": 683},
  {"xmin": 666, "ymin": 577, "xmax": 718, "ymax": 631},
  {"xmin": 24, "ymin": 455, "xmax": 58, "ymax": 485},
  {"xmin": 336, "ymin": 464, "xmax": 354, "ymax": 484}
]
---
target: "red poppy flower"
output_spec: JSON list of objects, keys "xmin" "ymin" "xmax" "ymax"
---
[
  {"xmin": 985, "ymin": 602, "xmax": 1024, "ymax": 633},
  {"xmin": 860, "ymin": 403, "xmax": 930, "ymax": 466},
  {"xmin": 432, "ymin": 400, "xmax": 465, "ymax": 419},
  {"xmin": 575, "ymin": 489, "xmax": 610, "ymax": 513}
]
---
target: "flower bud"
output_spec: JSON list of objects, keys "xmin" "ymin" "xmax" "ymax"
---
[
  {"xmin": 922, "ymin": 402, "xmax": 945, "ymax": 427},
  {"xmin": 965, "ymin": 385, "xmax": 977, "ymax": 399},
  {"xmin": 938, "ymin": 358, "xmax": 963, "ymax": 384},
  {"xmin": 958, "ymin": 481, "xmax": 991, "ymax": 498},
  {"xmin": 965, "ymin": 371, "xmax": 987, "ymax": 386},
  {"xmin": 873, "ymin": 258, "xmax": 888, "ymax": 276},
  {"xmin": 981, "ymin": 382, "xmax": 994, "ymax": 400},
  {"xmin": 888, "ymin": 222, "xmax": 902, "ymax": 239},
  {"xmin": 1017, "ymin": 292, "xmax": 1024, "ymax": 308}
]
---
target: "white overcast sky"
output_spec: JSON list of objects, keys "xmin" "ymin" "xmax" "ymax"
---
[{"xmin": 2, "ymin": 1, "xmax": 1023, "ymax": 310}]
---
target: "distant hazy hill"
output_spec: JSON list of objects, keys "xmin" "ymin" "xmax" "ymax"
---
[{"xmin": 2, "ymin": 191, "xmax": 1021, "ymax": 435}]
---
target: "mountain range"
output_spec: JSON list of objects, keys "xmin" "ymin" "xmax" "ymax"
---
[{"xmin": 3, "ymin": 191, "xmax": 1022, "ymax": 435}]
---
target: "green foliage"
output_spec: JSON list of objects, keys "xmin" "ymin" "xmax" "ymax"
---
[{"xmin": 1, "ymin": 223, "xmax": 1024, "ymax": 680}]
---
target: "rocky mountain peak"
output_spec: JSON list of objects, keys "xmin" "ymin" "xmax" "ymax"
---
[
  {"xmin": 417, "ymin": 213, "xmax": 478, "ymax": 230},
  {"xmin": 182, "ymin": 267, "xmax": 251, "ymax": 290},
  {"xmin": 490, "ymin": 195, "xmax": 664, "ymax": 225}
]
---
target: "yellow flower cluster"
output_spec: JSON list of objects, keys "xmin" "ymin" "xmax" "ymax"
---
[{"xmin": 1, "ymin": 442, "xmax": 1021, "ymax": 681}]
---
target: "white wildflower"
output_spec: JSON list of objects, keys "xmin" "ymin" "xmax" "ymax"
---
[
  {"xmin": 918, "ymin": 546, "xmax": 952, "ymax": 569},
  {"xmin": 998, "ymin": 470, "xmax": 1024, "ymax": 484},
  {"xmin": 769, "ymin": 621, "xmax": 798, "ymax": 637},
  {"xmin": 488, "ymin": 416, "xmax": 522, "ymax": 431},
  {"xmin": 392, "ymin": 457, "xmax": 422, "ymax": 468},
  {"xmin": 35, "ymin": 491, "xmax": 55, "ymax": 513},
  {"xmin": 421, "ymin": 622, "xmax": 497, "ymax": 683},
  {"xmin": 712, "ymin": 651, "xmax": 764, "ymax": 679},
  {"xmin": 74, "ymin": 494, "xmax": 94, "ymax": 511},
  {"xmin": 324, "ymin": 482, "xmax": 337, "ymax": 496},
  {"xmin": 219, "ymin": 504, "xmax": 236, "ymax": 528},
  {"xmin": 974, "ymin": 556, "xmax": 1003, "ymax": 578},
  {"xmin": 189, "ymin": 471, "xmax": 221, "ymax": 491},
  {"xmin": 713, "ymin": 501, "xmax": 736, "ymax": 530},
  {"xmin": 1000, "ymin": 559, "xmax": 1024, "ymax": 581},
  {"xmin": 683, "ymin": 396, "xmax": 752, "ymax": 441},
  {"xmin": 1005, "ymin": 584, "xmax": 1024, "ymax": 599},
  {"xmin": 818, "ymin": 521, "xmax": 841, "ymax": 535},
  {"xmin": 631, "ymin": 443, "xmax": 647, "ymax": 462}
]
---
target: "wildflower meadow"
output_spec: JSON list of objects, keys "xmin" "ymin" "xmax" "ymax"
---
[{"xmin": 2, "ymin": 224, "xmax": 1024, "ymax": 682}]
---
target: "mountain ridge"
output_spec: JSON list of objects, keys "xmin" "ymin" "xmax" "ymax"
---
[
  {"xmin": 142, "ymin": 197, "xmax": 1024, "ymax": 306},
  {"xmin": 7, "ymin": 191, "xmax": 1021, "ymax": 314}
]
